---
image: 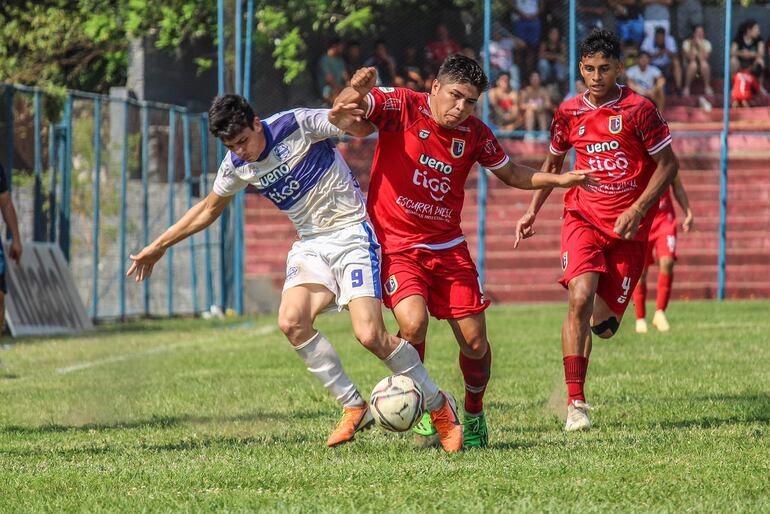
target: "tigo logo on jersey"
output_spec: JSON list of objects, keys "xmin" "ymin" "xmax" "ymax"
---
[
  {"xmin": 273, "ymin": 143, "xmax": 290, "ymax": 161},
  {"xmin": 451, "ymin": 138, "xmax": 465, "ymax": 158},
  {"xmin": 609, "ymin": 115, "xmax": 623, "ymax": 134},
  {"xmin": 419, "ymin": 129, "xmax": 431, "ymax": 139},
  {"xmin": 385, "ymin": 275, "xmax": 398, "ymax": 295}
]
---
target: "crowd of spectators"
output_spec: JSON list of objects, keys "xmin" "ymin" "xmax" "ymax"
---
[{"xmin": 317, "ymin": 3, "xmax": 770, "ymax": 137}]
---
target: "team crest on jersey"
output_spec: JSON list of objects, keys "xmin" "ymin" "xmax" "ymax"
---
[
  {"xmin": 385, "ymin": 275, "xmax": 398, "ymax": 295},
  {"xmin": 451, "ymin": 138, "xmax": 465, "ymax": 158},
  {"xmin": 273, "ymin": 143, "xmax": 290, "ymax": 161},
  {"xmin": 419, "ymin": 129, "xmax": 431, "ymax": 139},
  {"xmin": 561, "ymin": 251, "xmax": 568, "ymax": 272},
  {"xmin": 578, "ymin": 125, "xmax": 586, "ymax": 136},
  {"xmin": 609, "ymin": 115, "xmax": 623, "ymax": 134}
]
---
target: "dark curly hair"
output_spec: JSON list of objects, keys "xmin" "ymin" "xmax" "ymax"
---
[
  {"xmin": 579, "ymin": 29, "xmax": 621, "ymax": 60},
  {"xmin": 208, "ymin": 94, "xmax": 256, "ymax": 139},
  {"xmin": 437, "ymin": 54, "xmax": 489, "ymax": 92}
]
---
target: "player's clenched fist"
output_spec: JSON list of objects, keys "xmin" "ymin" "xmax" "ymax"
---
[{"xmin": 350, "ymin": 67, "xmax": 377, "ymax": 94}]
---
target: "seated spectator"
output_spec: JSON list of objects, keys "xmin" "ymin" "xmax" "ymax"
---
[
  {"xmin": 344, "ymin": 40, "xmax": 364, "ymax": 78},
  {"xmin": 488, "ymin": 25, "xmax": 524, "ymax": 90},
  {"xmin": 365, "ymin": 40, "xmax": 397, "ymax": 86},
  {"xmin": 641, "ymin": 27, "xmax": 682, "ymax": 92},
  {"xmin": 682, "ymin": 24, "xmax": 713, "ymax": 95},
  {"xmin": 675, "ymin": 0, "xmax": 704, "ymax": 42},
  {"xmin": 317, "ymin": 38, "xmax": 347, "ymax": 105},
  {"xmin": 510, "ymin": 0, "xmax": 543, "ymax": 75},
  {"xmin": 488, "ymin": 72, "xmax": 523, "ymax": 131},
  {"xmin": 521, "ymin": 71, "xmax": 552, "ymax": 140},
  {"xmin": 577, "ymin": 0, "xmax": 607, "ymax": 42},
  {"xmin": 642, "ymin": 0, "xmax": 671, "ymax": 41},
  {"xmin": 626, "ymin": 51, "xmax": 666, "ymax": 109},
  {"xmin": 731, "ymin": 63, "xmax": 762, "ymax": 108},
  {"xmin": 538, "ymin": 26, "xmax": 567, "ymax": 89},
  {"xmin": 425, "ymin": 23, "xmax": 463, "ymax": 70},
  {"xmin": 612, "ymin": 0, "xmax": 645, "ymax": 44},
  {"xmin": 730, "ymin": 19, "xmax": 764, "ymax": 76}
]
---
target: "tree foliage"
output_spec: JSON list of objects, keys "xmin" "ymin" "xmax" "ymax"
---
[{"xmin": 0, "ymin": 0, "xmax": 474, "ymax": 92}]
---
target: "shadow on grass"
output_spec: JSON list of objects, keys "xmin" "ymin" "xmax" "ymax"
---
[{"xmin": 1, "ymin": 408, "xmax": 328, "ymax": 435}]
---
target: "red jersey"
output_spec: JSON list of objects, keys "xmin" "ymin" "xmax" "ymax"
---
[
  {"xmin": 550, "ymin": 86, "xmax": 672, "ymax": 241},
  {"xmin": 364, "ymin": 87, "xmax": 509, "ymax": 254},
  {"xmin": 731, "ymin": 71, "xmax": 759, "ymax": 102}
]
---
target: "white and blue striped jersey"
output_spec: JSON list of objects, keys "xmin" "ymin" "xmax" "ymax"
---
[{"xmin": 213, "ymin": 108, "xmax": 367, "ymax": 238}]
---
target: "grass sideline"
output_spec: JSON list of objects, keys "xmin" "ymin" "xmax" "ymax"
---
[{"xmin": 1, "ymin": 301, "xmax": 769, "ymax": 512}]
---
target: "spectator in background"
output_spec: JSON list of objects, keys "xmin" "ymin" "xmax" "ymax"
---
[
  {"xmin": 345, "ymin": 40, "xmax": 364, "ymax": 78},
  {"xmin": 0, "ymin": 161, "xmax": 22, "ymax": 337},
  {"xmin": 400, "ymin": 46, "xmax": 425, "ymax": 89},
  {"xmin": 642, "ymin": 27, "xmax": 682, "ymax": 92},
  {"xmin": 317, "ymin": 38, "xmax": 347, "ymax": 105},
  {"xmin": 488, "ymin": 72, "xmax": 523, "ymax": 131},
  {"xmin": 521, "ymin": 71, "xmax": 552, "ymax": 140},
  {"xmin": 626, "ymin": 51, "xmax": 666, "ymax": 109},
  {"xmin": 538, "ymin": 26, "xmax": 567, "ymax": 89},
  {"xmin": 675, "ymin": 0, "xmax": 704, "ymax": 42},
  {"xmin": 612, "ymin": 0, "xmax": 645, "ymax": 44},
  {"xmin": 731, "ymin": 63, "xmax": 762, "ymax": 108},
  {"xmin": 425, "ymin": 23, "xmax": 463, "ymax": 70},
  {"xmin": 577, "ymin": 1, "xmax": 607, "ymax": 42},
  {"xmin": 682, "ymin": 25, "xmax": 713, "ymax": 95},
  {"xmin": 621, "ymin": 38, "xmax": 641, "ymax": 68},
  {"xmin": 731, "ymin": 20, "xmax": 764, "ymax": 76},
  {"xmin": 365, "ymin": 40, "xmax": 397, "ymax": 86},
  {"xmin": 488, "ymin": 24, "xmax": 523, "ymax": 90},
  {"xmin": 510, "ymin": 0, "xmax": 543, "ymax": 75},
  {"xmin": 642, "ymin": 0, "xmax": 671, "ymax": 40}
]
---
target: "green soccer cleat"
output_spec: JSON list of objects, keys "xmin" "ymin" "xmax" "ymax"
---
[
  {"xmin": 463, "ymin": 411, "xmax": 488, "ymax": 449},
  {"xmin": 412, "ymin": 411, "xmax": 437, "ymax": 436}
]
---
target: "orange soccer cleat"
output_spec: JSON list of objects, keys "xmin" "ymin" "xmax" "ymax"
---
[
  {"xmin": 326, "ymin": 403, "xmax": 374, "ymax": 447},
  {"xmin": 429, "ymin": 392, "xmax": 464, "ymax": 452}
]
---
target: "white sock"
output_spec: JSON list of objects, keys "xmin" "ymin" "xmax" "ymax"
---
[
  {"xmin": 383, "ymin": 339, "xmax": 443, "ymax": 411},
  {"xmin": 294, "ymin": 332, "xmax": 363, "ymax": 408}
]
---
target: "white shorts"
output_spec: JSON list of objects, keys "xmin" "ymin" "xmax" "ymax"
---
[{"xmin": 283, "ymin": 221, "xmax": 382, "ymax": 310}]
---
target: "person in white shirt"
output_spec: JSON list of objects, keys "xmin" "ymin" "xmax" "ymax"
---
[
  {"xmin": 626, "ymin": 51, "xmax": 666, "ymax": 109},
  {"xmin": 642, "ymin": 27, "xmax": 682, "ymax": 92}
]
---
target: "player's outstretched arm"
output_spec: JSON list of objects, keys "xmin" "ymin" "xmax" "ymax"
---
[
  {"xmin": 614, "ymin": 144, "xmax": 679, "ymax": 239},
  {"xmin": 491, "ymin": 159, "xmax": 593, "ymax": 191},
  {"xmin": 671, "ymin": 173, "xmax": 694, "ymax": 232},
  {"xmin": 513, "ymin": 152, "xmax": 568, "ymax": 248},
  {"xmin": 327, "ymin": 102, "xmax": 376, "ymax": 137},
  {"xmin": 127, "ymin": 191, "xmax": 232, "ymax": 281}
]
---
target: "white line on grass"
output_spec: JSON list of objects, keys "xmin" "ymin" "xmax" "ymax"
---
[{"xmin": 56, "ymin": 325, "xmax": 276, "ymax": 375}]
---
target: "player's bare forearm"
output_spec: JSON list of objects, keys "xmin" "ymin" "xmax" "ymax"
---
[
  {"xmin": 528, "ymin": 152, "xmax": 566, "ymax": 214},
  {"xmin": 492, "ymin": 161, "xmax": 590, "ymax": 191},
  {"xmin": 153, "ymin": 192, "xmax": 231, "ymax": 250},
  {"xmin": 671, "ymin": 173, "xmax": 691, "ymax": 213},
  {"xmin": 632, "ymin": 145, "xmax": 678, "ymax": 216},
  {"xmin": 333, "ymin": 66, "xmax": 378, "ymax": 110},
  {"xmin": 0, "ymin": 192, "xmax": 21, "ymax": 243}
]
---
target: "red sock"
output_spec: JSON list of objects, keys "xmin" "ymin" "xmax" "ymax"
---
[
  {"xmin": 657, "ymin": 272, "xmax": 673, "ymax": 311},
  {"xmin": 633, "ymin": 279, "xmax": 647, "ymax": 319},
  {"xmin": 563, "ymin": 355, "xmax": 588, "ymax": 405},
  {"xmin": 398, "ymin": 332, "xmax": 426, "ymax": 363},
  {"xmin": 459, "ymin": 345, "xmax": 492, "ymax": 415}
]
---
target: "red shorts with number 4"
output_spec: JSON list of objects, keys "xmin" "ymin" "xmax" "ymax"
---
[
  {"xmin": 381, "ymin": 242, "xmax": 488, "ymax": 320},
  {"xmin": 559, "ymin": 210, "xmax": 647, "ymax": 316},
  {"xmin": 645, "ymin": 210, "xmax": 677, "ymax": 265}
]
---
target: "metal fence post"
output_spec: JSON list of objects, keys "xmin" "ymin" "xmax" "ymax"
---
[
  {"xmin": 118, "ymin": 99, "xmax": 130, "ymax": 319},
  {"xmin": 717, "ymin": 2, "xmax": 733, "ymax": 301},
  {"xmin": 199, "ymin": 114, "xmax": 214, "ymax": 310},
  {"xmin": 167, "ymin": 108, "xmax": 177, "ymax": 316},
  {"xmin": 33, "ymin": 89, "xmax": 44, "ymax": 241},
  {"xmin": 183, "ymin": 111, "xmax": 199, "ymax": 314},
  {"xmin": 141, "ymin": 104, "xmax": 151, "ymax": 316},
  {"xmin": 91, "ymin": 97, "xmax": 102, "ymax": 318}
]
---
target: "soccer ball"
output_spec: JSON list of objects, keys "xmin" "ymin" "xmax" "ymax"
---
[{"xmin": 370, "ymin": 375, "xmax": 424, "ymax": 432}]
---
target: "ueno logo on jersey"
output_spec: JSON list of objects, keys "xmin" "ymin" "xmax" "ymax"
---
[
  {"xmin": 259, "ymin": 162, "xmax": 291, "ymax": 188},
  {"xmin": 418, "ymin": 154, "xmax": 453, "ymax": 174},
  {"xmin": 586, "ymin": 140, "xmax": 620, "ymax": 154},
  {"xmin": 413, "ymin": 169, "xmax": 451, "ymax": 201}
]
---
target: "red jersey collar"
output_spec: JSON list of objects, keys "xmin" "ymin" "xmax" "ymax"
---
[{"xmin": 582, "ymin": 84, "xmax": 625, "ymax": 110}]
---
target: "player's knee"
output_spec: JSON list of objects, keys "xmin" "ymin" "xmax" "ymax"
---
[
  {"xmin": 460, "ymin": 335, "xmax": 488, "ymax": 359},
  {"xmin": 591, "ymin": 316, "xmax": 620, "ymax": 339},
  {"xmin": 568, "ymin": 285, "xmax": 594, "ymax": 317},
  {"xmin": 659, "ymin": 257, "xmax": 675, "ymax": 274},
  {"xmin": 398, "ymin": 317, "xmax": 428, "ymax": 344},
  {"xmin": 277, "ymin": 308, "xmax": 311, "ymax": 342},
  {"xmin": 354, "ymin": 327, "xmax": 386, "ymax": 352}
]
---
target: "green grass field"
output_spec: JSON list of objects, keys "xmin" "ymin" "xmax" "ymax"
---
[{"xmin": 1, "ymin": 300, "xmax": 769, "ymax": 512}]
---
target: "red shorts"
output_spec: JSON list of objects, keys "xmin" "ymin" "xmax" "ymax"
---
[
  {"xmin": 645, "ymin": 213, "xmax": 677, "ymax": 265},
  {"xmin": 381, "ymin": 242, "xmax": 488, "ymax": 320},
  {"xmin": 559, "ymin": 210, "xmax": 647, "ymax": 316}
]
